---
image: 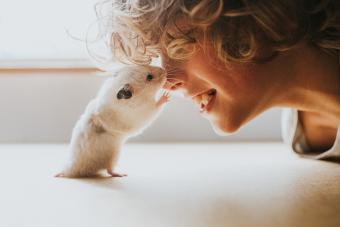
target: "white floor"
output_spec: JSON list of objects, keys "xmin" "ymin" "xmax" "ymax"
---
[{"xmin": 0, "ymin": 142, "xmax": 339, "ymax": 227}]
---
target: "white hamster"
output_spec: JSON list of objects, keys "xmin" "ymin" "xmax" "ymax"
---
[{"xmin": 56, "ymin": 65, "xmax": 170, "ymax": 178}]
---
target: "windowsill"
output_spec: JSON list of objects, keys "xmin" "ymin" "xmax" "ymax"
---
[
  {"xmin": 0, "ymin": 59, "xmax": 94, "ymax": 68},
  {"xmin": 0, "ymin": 142, "xmax": 339, "ymax": 227},
  {"xmin": 0, "ymin": 59, "xmax": 102, "ymax": 75}
]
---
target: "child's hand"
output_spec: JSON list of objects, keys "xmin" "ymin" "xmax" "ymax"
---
[{"xmin": 156, "ymin": 91, "xmax": 171, "ymax": 107}]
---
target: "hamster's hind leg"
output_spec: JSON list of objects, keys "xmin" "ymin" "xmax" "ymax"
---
[
  {"xmin": 107, "ymin": 168, "xmax": 128, "ymax": 177},
  {"xmin": 107, "ymin": 163, "xmax": 127, "ymax": 177},
  {"xmin": 54, "ymin": 172, "xmax": 65, "ymax": 177}
]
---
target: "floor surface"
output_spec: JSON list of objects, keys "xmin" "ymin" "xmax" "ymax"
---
[{"xmin": 0, "ymin": 142, "xmax": 339, "ymax": 227}]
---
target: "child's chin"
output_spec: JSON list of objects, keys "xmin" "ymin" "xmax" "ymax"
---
[
  {"xmin": 211, "ymin": 125, "xmax": 236, "ymax": 136},
  {"xmin": 209, "ymin": 118, "xmax": 240, "ymax": 136}
]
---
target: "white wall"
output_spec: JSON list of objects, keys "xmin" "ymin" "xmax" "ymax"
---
[
  {"xmin": 0, "ymin": 73, "xmax": 282, "ymax": 143},
  {"xmin": 0, "ymin": 0, "xmax": 283, "ymax": 143}
]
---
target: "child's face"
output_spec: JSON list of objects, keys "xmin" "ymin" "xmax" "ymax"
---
[{"xmin": 162, "ymin": 42, "xmax": 289, "ymax": 135}]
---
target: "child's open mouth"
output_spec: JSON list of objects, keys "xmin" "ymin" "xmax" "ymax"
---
[{"xmin": 193, "ymin": 88, "xmax": 217, "ymax": 113}]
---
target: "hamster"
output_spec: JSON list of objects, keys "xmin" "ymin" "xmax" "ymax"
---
[{"xmin": 55, "ymin": 65, "xmax": 170, "ymax": 178}]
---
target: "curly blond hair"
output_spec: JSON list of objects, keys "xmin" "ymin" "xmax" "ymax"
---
[{"xmin": 93, "ymin": 0, "xmax": 340, "ymax": 65}]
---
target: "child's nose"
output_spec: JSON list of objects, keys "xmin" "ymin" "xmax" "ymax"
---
[{"xmin": 163, "ymin": 80, "xmax": 184, "ymax": 91}]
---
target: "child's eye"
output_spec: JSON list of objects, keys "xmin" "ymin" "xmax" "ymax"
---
[{"xmin": 146, "ymin": 74, "xmax": 153, "ymax": 81}]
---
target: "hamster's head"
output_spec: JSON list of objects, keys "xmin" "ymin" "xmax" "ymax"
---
[{"xmin": 97, "ymin": 65, "xmax": 166, "ymax": 115}]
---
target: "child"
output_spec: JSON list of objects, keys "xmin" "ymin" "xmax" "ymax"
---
[{"xmin": 96, "ymin": 0, "xmax": 340, "ymax": 160}]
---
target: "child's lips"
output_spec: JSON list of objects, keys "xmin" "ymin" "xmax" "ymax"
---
[{"xmin": 201, "ymin": 90, "xmax": 217, "ymax": 113}]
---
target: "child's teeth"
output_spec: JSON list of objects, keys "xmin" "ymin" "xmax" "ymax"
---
[{"xmin": 201, "ymin": 94, "xmax": 210, "ymax": 106}]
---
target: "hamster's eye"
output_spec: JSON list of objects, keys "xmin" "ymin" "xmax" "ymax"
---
[{"xmin": 146, "ymin": 74, "xmax": 153, "ymax": 81}]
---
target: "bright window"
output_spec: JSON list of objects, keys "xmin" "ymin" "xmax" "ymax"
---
[{"xmin": 0, "ymin": 0, "xmax": 97, "ymax": 62}]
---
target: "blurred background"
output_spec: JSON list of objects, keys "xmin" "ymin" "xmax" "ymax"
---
[{"xmin": 0, "ymin": 0, "xmax": 282, "ymax": 143}]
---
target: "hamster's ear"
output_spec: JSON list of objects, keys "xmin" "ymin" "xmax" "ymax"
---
[{"xmin": 117, "ymin": 83, "xmax": 133, "ymax": 99}]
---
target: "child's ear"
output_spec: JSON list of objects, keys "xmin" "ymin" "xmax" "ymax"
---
[{"xmin": 89, "ymin": 114, "xmax": 106, "ymax": 134}]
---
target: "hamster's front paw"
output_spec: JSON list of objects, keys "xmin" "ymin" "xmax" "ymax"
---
[{"xmin": 156, "ymin": 91, "xmax": 171, "ymax": 107}]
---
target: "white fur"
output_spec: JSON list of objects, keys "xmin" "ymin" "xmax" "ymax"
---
[{"xmin": 57, "ymin": 65, "xmax": 166, "ymax": 178}]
